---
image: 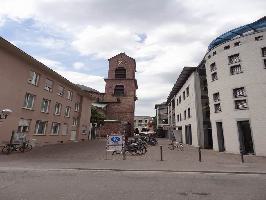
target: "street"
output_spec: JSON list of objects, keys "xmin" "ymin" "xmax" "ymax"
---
[{"xmin": 0, "ymin": 169, "xmax": 266, "ymax": 200}]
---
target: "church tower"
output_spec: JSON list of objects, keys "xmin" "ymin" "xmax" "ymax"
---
[{"xmin": 104, "ymin": 53, "xmax": 138, "ymax": 135}]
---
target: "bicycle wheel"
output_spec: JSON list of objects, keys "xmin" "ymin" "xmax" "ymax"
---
[
  {"xmin": 2, "ymin": 145, "xmax": 11, "ymax": 154},
  {"xmin": 168, "ymin": 144, "xmax": 174, "ymax": 150}
]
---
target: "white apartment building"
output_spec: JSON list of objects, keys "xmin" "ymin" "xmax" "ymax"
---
[
  {"xmin": 166, "ymin": 67, "xmax": 212, "ymax": 148},
  {"xmin": 205, "ymin": 17, "xmax": 266, "ymax": 156},
  {"xmin": 134, "ymin": 116, "xmax": 153, "ymax": 131}
]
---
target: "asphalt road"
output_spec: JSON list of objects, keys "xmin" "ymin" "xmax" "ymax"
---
[{"xmin": 0, "ymin": 169, "xmax": 265, "ymax": 200}]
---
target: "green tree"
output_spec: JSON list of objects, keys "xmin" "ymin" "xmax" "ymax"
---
[{"xmin": 90, "ymin": 106, "xmax": 105, "ymax": 126}]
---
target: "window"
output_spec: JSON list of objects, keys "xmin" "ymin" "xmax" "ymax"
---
[
  {"xmin": 72, "ymin": 118, "xmax": 78, "ymax": 126},
  {"xmin": 188, "ymin": 108, "xmax": 191, "ymax": 118},
  {"xmin": 65, "ymin": 106, "xmax": 71, "ymax": 117},
  {"xmin": 186, "ymin": 87, "xmax": 189, "ymax": 97},
  {"xmin": 51, "ymin": 122, "xmax": 60, "ymax": 135},
  {"xmin": 210, "ymin": 62, "xmax": 217, "ymax": 72},
  {"xmin": 115, "ymin": 67, "xmax": 126, "ymax": 79},
  {"xmin": 58, "ymin": 85, "xmax": 64, "ymax": 97},
  {"xmin": 208, "ymin": 55, "xmax": 211, "ymax": 59},
  {"xmin": 262, "ymin": 47, "xmax": 266, "ymax": 57},
  {"xmin": 54, "ymin": 102, "xmax": 62, "ymax": 115},
  {"xmin": 224, "ymin": 45, "xmax": 230, "ymax": 50},
  {"xmin": 23, "ymin": 93, "xmax": 35, "ymax": 109},
  {"xmin": 213, "ymin": 51, "xmax": 216, "ymax": 56},
  {"xmin": 67, "ymin": 90, "xmax": 73, "ymax": 100},
  {"xmin": 177, "ymin": 115, "xmax": 179, "ymax": 122},
  {"xmin": 235, "ymin": 100, "xmax": 248, "ymax": 110},
  {"xmin": 75, "ymin": 103, "xmax": 80, "ymax": 112},
  {"xmin": 44, "ymin": 79, "xmax": 53, "ymax": 92},
  {"xmin": 18, "ymin": 119, "xmax": 31, "ymax": 132},
  {"xmin": 214, "ymin": 103, "xmax": 222, "ymax": 113},
  {"xmin": 41, "ymin": 99, "xmax": 50, "ymax": 113},
  {"xmin": 264, "ymin": 59, "xmax": 266, "ymax": 69},
  {"xmin": 179, "ymin": 96, "xmax": 181, "ymax": 104},
  {"xmin": 184, "ymin": 110, "xmax": 186, "ymax": 120},
  {"xmin": 183, "ymin": 91, "xmax": 186, "ymax": 100},
  {"xmin": 138, "ymin": 120, "xmax": 142, "ymax": 123},
  {"xmin": 230, "ymin": 65, "xmax": 242, "ymax": 75},
  {"xmin": 61, "ymin": 123, "xmax": 68, "ymax": 135},
  {"xmin": 255, "ymin": 35, "xmax": 263, "ymax": 41},
  {"xmin": 234, "ymin": 41, "xmax": 241, "ymax": 46},
  {"xmin": 114, "ymin": 85, "xmax": 124, "ymax": 96},
  {"xmin": 211, "ymin": 72, "xmax": 218, "ymax": 81},
  {"xmin": 228, "ymin": 54, "xmax": 240, "ymax": 65},
  {"xmin": 180, "ymin": 113, "xmax": 182, "ymax": 121},
  {"xmin": 28, "ymin": 71, "xmax": 39, "ymax": 86},
  {"xmin": 233, "ymin": 87, "xmax": 247, "ymax": 98},
  {"xmin": 35, "ymin": 120, "xmax": 47, "ymax": 135},
  {"xmin": 213, "ymin": 92, "xmax": 220, "ymax": 102},
  {"xmin": 145, "ymin": 120, "xmax": 148, "ymax": 123}
]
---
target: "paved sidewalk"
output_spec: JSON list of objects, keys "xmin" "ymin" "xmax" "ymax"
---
[{"xmin": 0, "ymin": 139, "xmax": 266, "ymax": 174}]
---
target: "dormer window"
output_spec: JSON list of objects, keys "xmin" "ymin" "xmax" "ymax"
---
[{"xmin": 115, "ymin": 67, "xmax": 126, "ymax": 79}]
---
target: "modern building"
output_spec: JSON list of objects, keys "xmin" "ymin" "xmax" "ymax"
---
[
  {"xmin": 205, "ymin": 17, "xmax": 266, "ymax": 156},
  {"xmin": 166, "ymin": 67, "xmax": 211, "ymax": 147},
  {"xmin": 134, "ymin": 116, "xmax": 153, "ymax": 131},
  {"xmin": 0, "ymin": 37, "xmax": 96, "ymax": 146},
  {"xmin": 154, "ymin": 102, "xmax": 168, "ymax": 138}
]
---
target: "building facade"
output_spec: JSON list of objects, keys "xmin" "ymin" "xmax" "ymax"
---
[
  {"xmin": 0, "ymin": 37, "xmax": 95, "ymax": 146},
  {"xmin": 166, "ymin": 67, "xmax": 211, "ymax": 147},
  {"xmin": 154, "ymin": 102, "xmax": 169, "ymax": 137},
  {"xmin": 134, "ymin": 116, "xmax": 153, "ymax": 131},
  {"xmin": 205, "ymin": 17, "xmax": 266, "ymax": 156}
]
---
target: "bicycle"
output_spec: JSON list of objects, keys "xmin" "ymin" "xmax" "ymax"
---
[
  {"xmin": 2, "ymin": 140, "xmax": 32, "ymax": 154},
  {"xmin": 168, "ymin": 140, "xmax": 184, "ymax": 151}
]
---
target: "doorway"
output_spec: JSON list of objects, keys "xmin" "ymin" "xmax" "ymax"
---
[
  {"xmin": 216, "ymin": 122, "xmax": 225, "ymax": 152},
  {"xmin": 237, "ymin": 120, "xmax": 254, "ymax": 154},
  {"xmin": 70, "ymin": 130, "xmax": 77, "ymax": 141},
  {"xmin": 185, "ymin": 125, "xmax": 192, "ymax": 145}
]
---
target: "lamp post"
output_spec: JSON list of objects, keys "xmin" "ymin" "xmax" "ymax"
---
[{"xmin": 0, "ymin": 108, "xmax": 12, "ymax": 119}]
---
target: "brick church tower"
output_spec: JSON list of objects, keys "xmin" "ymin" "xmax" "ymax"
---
[{"xmin": 104, "ymin": 53, "xmax": 138, "ymax": 135}]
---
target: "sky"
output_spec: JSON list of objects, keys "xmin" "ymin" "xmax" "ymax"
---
[{"xmin": 0, "ymin": 0, "xmax": 265, "ymax": 116}]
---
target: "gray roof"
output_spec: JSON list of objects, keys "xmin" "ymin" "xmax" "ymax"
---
[{"xmin": 76, "ymin": 84, "xmax": 100, "ymax": 94}]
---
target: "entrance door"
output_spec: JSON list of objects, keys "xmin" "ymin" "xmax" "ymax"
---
[
  {"xmin": 70, "ymin": 130, "xmax": 77, "ymax": 141},
  {"xmin": 216, "ymin": 122, "xmax": 225, "ymax": 152},
  {"xmin": 185, "ymin": 125, "xmax": 192, "ymax": 145},
  {"xmin": 237, "ymin": 120, "xmax": 254, "ymax": 154}
]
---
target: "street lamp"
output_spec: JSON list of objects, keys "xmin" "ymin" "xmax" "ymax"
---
[{"xmin": 0, "ymin": 108, "xmax": 12, "ymax": 119}]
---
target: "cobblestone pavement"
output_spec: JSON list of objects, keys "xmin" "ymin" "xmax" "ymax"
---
[{"xmin": 0, "ymin": 138, "xmax": 266, "ymax": 173}]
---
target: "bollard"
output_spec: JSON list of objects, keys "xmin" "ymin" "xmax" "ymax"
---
[
  {"xmin": 240, "ymin": 151, "xmax": 244, "ymax": 163},
  {"xmin": 160, "ymin": 145, "xmax": 163, "ymax": 161},
  {"xmin": 198, "ymin": 147, "xmax": 202, "ymax": 162},
  {"xmin": 122, "ymin": 147, "xmax": 126, "ymax": 160}
]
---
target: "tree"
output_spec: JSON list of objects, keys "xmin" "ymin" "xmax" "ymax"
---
[{"xmin": 90, "ymin": 106, "xmax": 105, "ymax": 127}]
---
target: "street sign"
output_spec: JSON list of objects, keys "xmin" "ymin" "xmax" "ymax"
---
[{"xmin": 106, "ymin": 135, "xmax": 124, "ymax": 152}]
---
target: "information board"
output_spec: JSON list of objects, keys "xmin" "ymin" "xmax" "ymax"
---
[{"xmin": 106, "ymin": 135, "xmax": 124, "ymax": 152}]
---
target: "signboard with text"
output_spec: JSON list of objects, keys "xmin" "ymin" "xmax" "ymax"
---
[{"xmin": 106, "ymin": 135, "xmax": 124, "ymax": 152}]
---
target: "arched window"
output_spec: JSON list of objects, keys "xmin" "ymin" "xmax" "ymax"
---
[
  {"xmin": 115, "ymin": 67, "xmax": 126, "ymax": 79},
  {"xmin": 114, "ymin": 85, "xmax": 124, "ymax": 96}
]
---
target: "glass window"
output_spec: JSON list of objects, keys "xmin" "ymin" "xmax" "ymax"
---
[
  {"xmin": 67, "ymin": 90, "xmax": 73, "ymax": 100},
  {"xmin": 75, "ymin": 103, "xmax": 80, "ymax": 112},
  {"xmin": 235, "ymin": 100, "xmax": 248, "ymax": 110},
  {"xmin": 214, "ymin": 103, "xmax": 222, "ymax": 113},
  {"xmin": 58, "ymin": 85, "xmax": 64, "ymax": 96},
  {"xmin": 184, "ymin": 110, "xmax": 186, "ymax": 120},
  {"xmin": 72, "ymin": 118, "xmax": 78, "ymax": 126},
  {"xmin": 230, "ymin": 65, "xmax": 242, "ymax": 75},
  {"xmin": 54, "ymin": 102, "xmax": 62, "ymax": 115},
  {"xmin": 65, "ymin": 106, "xmax": 71, "ymax": 117},
  {"xmin": 179, "ymin": 96, "xmax": 181, "ymax": 104},
  {"xmin": 183, "ymin": 91, "xmax": 186, "ymax": 100},
  {"xmin": 262, "ymin": 47, "xmax": 266, "ymax": 57},
  {"xmin": 41, "ymin": 99, "xmax": 50, "ymax": 113},
  {"xmin": 51, "ymin": 122, "xmax": 60, "ymax": 135},
  {"xmin": 188, "ymin": 108, "xmax": 191, "ymax": 118},
  {"xmin": 23, "ymin": 93, "xmax": 35, "ymax": 109},
  {"xmin": 186, "ymin": 87, "xmax": 189, "ymax": 97},
  {"xmin": 61, "ymin": 123, "xmax": 68, "ymax": 135},
  {"xmin": 233, "ymin": 87, "xmax": 247, "ymax": 98},
  {"xmin": 210, "ymin": 62, "xmax": 217, "ymax": 72},
  {"xmin": 228, "ymin": 54, "xmax": 240, "ymax": 65},
  {"xmin": 28, "ymin": 71, "xmax": 40, "ymax": 86},
  {"xmin": 213, "ymin": 92, "xmax": 220, "ymax": 102},
  {"xmin": 35, "ymin": 120, "xmax": 47, "ymax": 135},
  {"xmin": 255, "ymin": 35, "xmax": 263, "ymax": 41},
  {"xmin": 44, "ymin": 79, "xmax": 53, "ymax": 92},
  {"xmin": 211, "ymin": 72, "xmax": 218, "ymax": 81}
]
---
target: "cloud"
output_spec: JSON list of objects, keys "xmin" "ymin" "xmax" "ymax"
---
[
  {"xmin": 0, "ymin": 0, "xmax": 265, "ymax": 116},
  {"xmin": 73, "ymin": 62, "xmax": 85, "ymax": 70}
]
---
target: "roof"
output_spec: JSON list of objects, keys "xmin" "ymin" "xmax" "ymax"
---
[
  {"xmin": 77, "ymin": 84, "xmax": 100, "ymax": 94},
  {"xmin": 166, "ymin": 67, "xmax": 197, "ymax": 104},
  {"xmin": 208, "ymin": 16, "xmax": 266, "ymax": 51},
  {"xmin": 0, "ymin": 36, "xmax": 99, "ymax": 97},
  {"xmin": 155, "ymin": 102, "xmax": 167, "ymax": 109},
  {"xmin": 108, "ymin": 52, "xmax": 135, "ymax": 61}
]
